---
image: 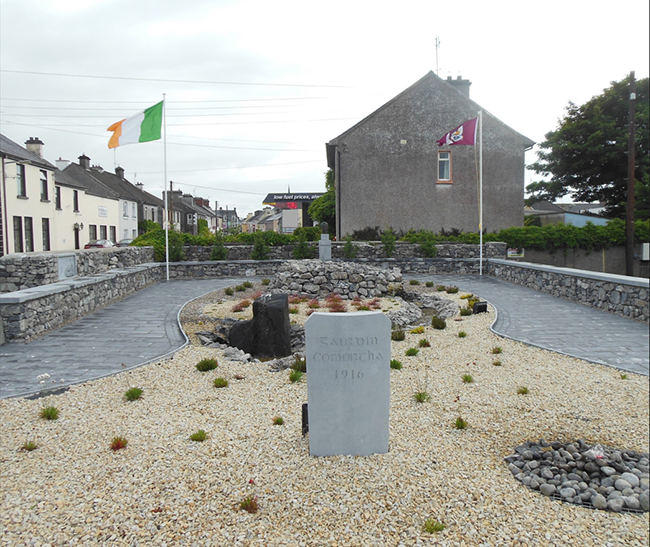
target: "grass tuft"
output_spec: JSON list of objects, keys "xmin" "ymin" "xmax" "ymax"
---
[
  {"xmin": 423, "ymin": 518, "xmax": 446, "ymax": 533},
  {"xmin": 213, "ymin": 377, "xmax": 229, "ymax": 388},
  {"xmin": 190, "ymin": 429, "xmax": 207, "ymax": 442},
  {"xmin": 405, "ymin": 347, "xmax": 419, "ymax": 357},
  {"xmin": 454, "ymin": 417, "xmax": 468, "ymax": 430},
  {"xmin": 414, "ymin": 391, "xmax": 430, "ymax": 403},
  {"xmin": 196, "ymin": 358, "xmax": 218, "ymax": 372},
  {"xmin": 124, "ymin": 387, "xmax": 143, "ymax": 401},
  {"xmin": 390, "ymin": 359, "xmax": 403, "ymax": 370},
  {"xmin": 289, "ymin": 369, "xmax": 304, "ymax": 383},
  {"xmin": 272, "ymin": 416, "xmax": 284, "ymax": 425},
  {"xmin": 461, "ymin": 374, "xmax": 473, "ymax": 383},
  {"xmin": 517, "ymin": 386, "xmax": 529, "ymax": 395},
  {"xmin": 110, "ymin": 437, "xmax": 128, "ymax": 451},
  {"xmin": 39, "ymin": 406, "xmax": 59, "ymax": 420},
  {"xmin": 21, "ymin": 441, "xmax": 38, "ymax": 452},
  {"xmin": 491, "ymin": 346, "xmax": 502, "ymax": 355},
  {"xmin": 239, "ymin": 495, "xmax": 258, "ymax": 513},
  {"xmin": 391, "ymin": 328, "xmax": 406, "ymax": 341}
]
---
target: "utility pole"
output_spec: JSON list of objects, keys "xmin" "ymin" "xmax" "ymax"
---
[
  {"xmin": 435, "ymin": 36, "xmax": 441, "ymax": 76},
  {"xmin": 626, "ymin": 71, "xmax": 636, "ymax": 277}
]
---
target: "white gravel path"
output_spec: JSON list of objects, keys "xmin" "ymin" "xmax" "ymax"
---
[{"xmin": 1, "ymin": 284, "xmax": 648, "ymax": 546}]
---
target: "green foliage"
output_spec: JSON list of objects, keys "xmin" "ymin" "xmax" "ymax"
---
[
  {"xmin": 210, "ymin": 232, "xmax": 228, "ymax": 260},
  {"xmin": 243, "ymin": 281, "xmax": 254, "ymax": 288},
  {"xmin": 454, "ymin": 417, "xmax": 468, "ymax": 430},
  {"xmin": 251, "ymin": 235, "xmax": 270, "ymax": 260},
  {"xmin": 308, "ymin": 170, "xmax": 336, "ymax": 233},
  {"xmin": 351, "ymin": 226, "xmax": 382, "ymax": 241},
  {"xmin": 445, "ymin": 286, "xmax": 459, "ymax": 294},
  {"xmin": 110, "ymin": 437, "xmax": 128, "ymax": 450},
  {"xmin": 527, "ymin": 76, "xmax": 649, "ymax": 220},
  {"xmin": 418, "ymin": 231, "xmax": 438, "ymax": 258},
  {"xmin": 289, "ymin": 369, "xmax": 304, "ymax": 383},
  {"xmin": 343, "ymin": 236, "xmax": 357, "ymax": 258},
  {"xmin": 239, "ymin": 495, "xmax": 258, "ymax": 513},
  {"xmin": 261, "ymin": 278, "xmax": 271, "ymax": 285},
  {"xmin": 409, "ymin": 279, "xmax": 420, "ymax": 285},
  {"xmin": 423, "ymin": 519, "xmax": 446, "ymax": 533},
  {"xmin": 517, "ymin": 386, "xmax": 529, "ymax": 395},
  {"xmin": 291, "ymin": 355, "xmax": 307, "ymax": 373},
  {"xmin": 292, "ymin": 231, "xmax": 316, "ymax": 259},
  {"xmin": 410, "ymin": 326, "xmax": 425, "ymax": 334},
  {"xmin": 493, "ymin": 360, "xmax": 502, "ymax": 366},
  {"xmin": 190, "ymin": 429, "xmax": 207, "ymax": 442},
  {"xmin": 197, "ymin": 218, "xmax": 209, "ymax": 235},
  {"xmin": 391, "ymin": 328, "xmax": 406, "ymax": 341},
  {"xmin": 390, "ymin": 359, "xmax": 403, "ymax": 370},
  {"xmin": 39, "ymin": 406, "xmax": 59, "ymax": 420},
  {"xmin": 138, "ymin": 219, "xmax": 161, "ymax": 234},
  {"xmin": 293, "ymin": 226, "xmax": 321, "ymax": 241},
  {"xmin": 620, "ymin": 373, "xmax": 629, "ymax": 379},
  {"xmin": 431, "ymin": 316, "xmax": 446, "ymax": 330},
  {"xmin": 458, "ymin": 331, "xmax": 467, "ymax": 338},
  {"xmin": 462, "ymin": 374, "xmax": 473, "ymax": 383},
  {"xmin": 405, "ymin": 347, "xmax": 419, "ymax": 357},
  {"xmin": 235, "ymin": 284, "xmax": 247, "ymax": 292},
  {"xmin": 419, "ymin": 339, "xmax": 431, "ymax": 348},
  {"xmin": 196, "ymin": 358, "xmax": 218, "ymax": 372},
  {"xmin": 131, "ymin": 227, "xmax": 186, "ymax": 262},
  {"xmin": 491, "ymin": 347, "xmax": 502, "ymax": 355},
  {"xmin": 414, "ymin": 391, "xmax": 430, "ymax": 403},
  {"xmin": 460, "ymin": 308, "xmax": 473, "ymax": 316},
  {"xmin": 381, "ymin": 227, "xmax": 397, "ymax": 257},
  {"xmin": 213, "ymin": 377, "xmax": 228, "ymax": 388},
  {"xmin": 272, "ymin": 416, "xmax": 284, "ymax": 425},
  {"xmin": 224, "ymin": 287, "xmax": 235, "ymax": 296},
  {"xmin": 22, "ymin": 441, "xmax": 38, "ymax": 451},
  {"xmin": 124, "ymin": 387, "xmax": 143, "ymax": 401},
  {"xmin": 425, "ymin": 281, "xmax": 434, "ymax": 288}
]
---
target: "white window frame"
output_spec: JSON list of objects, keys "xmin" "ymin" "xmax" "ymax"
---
[{"xmin": 437, "ymin": 151, "xmax": 452, "ymax": 183}]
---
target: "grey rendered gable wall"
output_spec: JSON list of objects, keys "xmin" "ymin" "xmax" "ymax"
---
[{"xmin": 329, "ymin": 72, "xmax": 533, "ymax": 238}]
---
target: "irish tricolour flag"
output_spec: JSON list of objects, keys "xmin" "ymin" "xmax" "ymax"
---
[{"xmin": 107, "ymin": 101, "xmax": 163, "ymax": 149}]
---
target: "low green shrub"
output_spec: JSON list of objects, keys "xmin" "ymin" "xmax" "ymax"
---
[
  {"xmin": 460, "ymin": 308, "xmax": 473, "ymax": 316},
  {"xmin": 196, "ymin": 358, "xmax": 218, "ymax": 372},
  {"xmin": 224, "ymin": 287, "xmax": 235, "ymax": 296},
  {"xmin": 343, "ymin": 236, "xmax": 357, "ymax": 258},
  {"xmin": 409, "ymin": 279, "xmax": 420, "ymax": 285},
  {"xmin": 110, "ymin": 437, "xmax": 128, "ymax": 451},
  {"xmin": 124, "ymin": 387, "xmax": 143, "ymax": 401},
  {"xmin": 423, "ymin": 518, "xmax": 446, "ymax": 533},
  {"xmin": 390, "ymin": 359, "xmax": 403, "ymax": 370},
  {"xmin": 431, "ymin": 316, "xmax": 446, "ymax": 330},
  {"xmin": 454, "ymin": 417, "xmax": 468, "ymax": 430},
  {"xmin": 419, "ymin": 339, "xmax": 431, "ymax": 348},
  {"xmin": 458, "ymin": 331, "xmax": 467, "ymax": 338},
  {"xmin": 414, "ymin": 391, "xmax": 430, "ymax": 403},
  {"xmin": 273, "ymin": 416, "xmax": 284, "ymax": 425},
  {"xmin": 22, "ymin": 441, "xmax": 38, "ymax": 451},
  {"xmin": 261, "ymin": 278, "xmax": 271, "ymax": 285},
  {"xmin": 445, "ymin": 286, "xmax": 459, "ymax": 294},
  {"xmin": 462, "ymin": 374, "xmax": 473, "ymax": 383},
  {"xmin": 190, "ymin": 429, "xmax": 207, "ymax": 442},
  {"xmin": 405, "ymin": 348, "xmax": 419, "ymax": 357},
  {"xmin": 289, "ymin": 369, "xmax": 304, "ymax": 383},
  {"xmin": 391, "ymin": 328, "xmax": 406, "ymax": 341},
  {"xmin": 40, "ymin": 406, "xmax": 59, "ymax": 420},
  {"xmin": 213, "ymin": 377, "xmax": 229, "ymax": 388}
]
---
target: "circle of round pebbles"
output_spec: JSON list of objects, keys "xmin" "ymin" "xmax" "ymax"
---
[{"xmin": 506, "ymin": 439, "xmax": 649, "ymax": 514}]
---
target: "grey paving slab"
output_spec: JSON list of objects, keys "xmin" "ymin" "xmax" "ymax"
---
[
  {"xmin": 0, "ymin": 278, "xmax": 247, "ymax": 399},
  {"xmin": 405, "ymin": 274, "xmax": 649, "ymax": 376}
]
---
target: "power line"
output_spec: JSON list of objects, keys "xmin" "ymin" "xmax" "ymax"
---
[{"xmin": 1, "ymin": 69, "xmax": 351, "ymax": 89}]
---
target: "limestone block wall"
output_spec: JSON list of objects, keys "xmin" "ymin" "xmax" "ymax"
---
[
  {"xmin": 0, "ymin": 247, "xmax": 155, "ymax": 293},
  {"xmin": 487, "ymin": 259, "xmax": 649, "ymax": 322}
]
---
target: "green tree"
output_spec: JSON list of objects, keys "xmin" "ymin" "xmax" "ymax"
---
[
  {"xmin": 527, "ymin": 75, "xmax": 649, "ymax": 220},
  {"xmin": 308, "ymin": 169, "xmax": 336, "ymax": 233}
]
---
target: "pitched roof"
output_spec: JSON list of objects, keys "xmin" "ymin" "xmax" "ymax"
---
[
  {"xmin": 0, "ymin": 134, "xmax": 55, "ymax": 170},
  {"xmin": 88, "ymin": 167, "xmax": 164, "ymax": 207},
  {"xmin": 60, "ymin": 163, "xmax": 120, "ymax": 200},
  {"xmin": 326, "ymin": 71, "xmax": 535, "ymax": 167}
]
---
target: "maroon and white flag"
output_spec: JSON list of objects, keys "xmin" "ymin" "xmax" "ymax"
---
[{"xmin": 437, "ymin": 117, "xmax": 478, "ymax": 146}]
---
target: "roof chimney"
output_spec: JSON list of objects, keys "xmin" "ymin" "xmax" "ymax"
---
[
  {"xmin": 78, "ymin": 154, "xmax": 91, "ymax": 169},
  {"xmin": 136, "ymin": 182, "xmax": 144, "ymax": 191},
  {"xmin": 25, "ymin": 137, "xmax": 44, "ymax": 157},
  {"xmin": 447, "ymin": 75, "xmax": 472, "ymax": 98},
  {"xmin": 56, "ymin": 157, "xmax": 71, "ymax": 170},
  {"xmin": 115, "ymin": 166, "xmax": 125, "ymax": 179}
]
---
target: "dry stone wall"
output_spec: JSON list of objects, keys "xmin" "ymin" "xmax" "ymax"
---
[{"xmin": 268, "ymin": 260, "xmax": 402, "ymax": 299}]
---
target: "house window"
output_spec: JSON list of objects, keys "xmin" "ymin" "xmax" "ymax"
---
[
  {"xmin": 89, "ymin": 225, "xmax": 97, "ymax": 241},
  {"xmin": 123, "ymin": 202, "xmax": 128, "ymax": 218},
  {"xmin": 55, "ymin": 186, "xmax": 62, "ymax": 209},
  {"xmin": 132, "ymin": 203, "xmax": 136, "ymax": 218},
  {"xmin": 132, "ymin": 229, "xmax": 137, "ymax": 238},
  {"xmin": 17, "ymin": 164, "xmax": 26, "ymax": 197},
  {"xmin": 40, "ymin": 171, "xmax": 49, "ymax": 201},
  {"xmin": 110, "ymin": 226, "xmax": 116, "ymax": 243},
  {"xmin": 100, "ymin": 225, "xmax": 107, "ymax": 240},
  {"xmin": 13, "ymin": 217, "xmax": 23, "ymax": 252},
  {"xmin": 24, "ymin": 217, "xmax": 34, "ymax": 252},
  {"xmin": 42, "ymin": 218, "xmax": 51, "ymax": 251},
  {"xmin": 124, "ymin": 229, "xmax": 129, "ymax": 239},
  {"xmin": 438, "ymin": 151, "xmax": 451, "ymax": 183},
  {"xmin": 73, "ymin": 190, "xmax": 79, "ymax": 212}
]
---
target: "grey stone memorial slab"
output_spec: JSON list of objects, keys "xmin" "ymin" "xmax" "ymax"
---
[
  {"xmin": 58, "ymin": 254, "xmax": 77, "ymax": 280},
  {"xmin": 305, "ymin": 311, "xmax": 390, "ymax": 456},
  {"xmin": 318, "ymin": 233, "xmax": 331, "ymax": 261}
]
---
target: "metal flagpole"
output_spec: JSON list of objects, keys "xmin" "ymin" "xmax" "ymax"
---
[
  {"xmin": 163, "ymin": 94, "xmax": 169, "ymax": 281},
  {"xmin": 479, "ymin": 109, "xmax": 483, "ymax": 276}
]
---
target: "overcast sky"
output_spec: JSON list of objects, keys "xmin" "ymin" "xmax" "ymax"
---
[{"xmin": 1, "ymin": 0, "xmax": 648, "ymax": 216}]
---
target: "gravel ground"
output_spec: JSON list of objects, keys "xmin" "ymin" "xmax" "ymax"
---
[{"xmin": 1, "ymin": 284, "xmax": 648, "ymax": 546}]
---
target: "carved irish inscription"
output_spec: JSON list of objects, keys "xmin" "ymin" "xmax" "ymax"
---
[{"xmin": 305, "ymin": 311, "xmax": 390, "ymax": 457}]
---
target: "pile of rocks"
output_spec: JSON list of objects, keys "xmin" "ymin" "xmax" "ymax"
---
[
  {"xmin": 506, "ymin": 439, "xmax": 649, "ymax": 513},
  {"xmin": 268, "ymin": 260, "xmax": 402, "ymax": 299}
]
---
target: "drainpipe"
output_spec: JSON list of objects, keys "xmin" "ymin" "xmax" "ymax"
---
[{"xmin": 1, "ymin": 156, "xmax": 10, "ymax": 256}]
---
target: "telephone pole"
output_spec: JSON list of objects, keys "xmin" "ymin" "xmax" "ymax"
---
[{"xmin": 626, "ymin": 71, "xmax": 636, "ymax": 277}]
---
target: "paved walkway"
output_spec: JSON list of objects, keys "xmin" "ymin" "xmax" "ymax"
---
[
  {"xmin": 0, "ymin": 275, "xmax": 647, "ymax": 400},
  {"xmin": 405, "ymin": 274, "xmax": 649, "ymax": 376},
  {"xmin": 0, "ymin": 278, "xmax": 245, "ymax": 399}
]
